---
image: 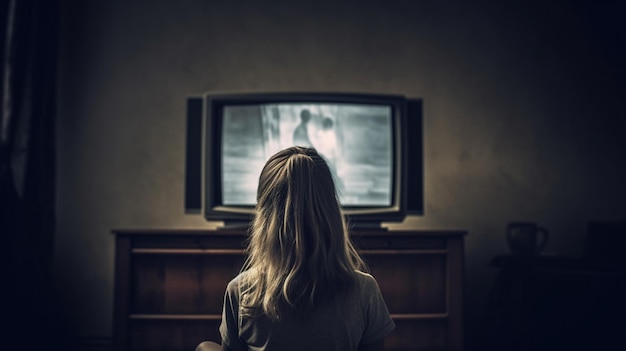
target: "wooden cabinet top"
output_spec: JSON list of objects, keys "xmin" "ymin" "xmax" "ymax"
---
[{"xmin": 111, "ymin": 228, "xmax": 467, "ymax": 237}]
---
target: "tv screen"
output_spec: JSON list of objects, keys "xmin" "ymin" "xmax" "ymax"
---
[
  {"xmin": 188, "ymin": 92, "xmax": 423, "ymax": 228},
  {"xmin": 221, "ymin": 102, "xmax": 393, "ymax": 207}
]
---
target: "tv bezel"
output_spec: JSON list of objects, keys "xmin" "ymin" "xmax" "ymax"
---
[{"xmin": 202, "ymin": 91, "xmax": 419, "ymax": 228}]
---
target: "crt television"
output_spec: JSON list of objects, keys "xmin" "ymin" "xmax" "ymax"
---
[{"xmin": 185, "ymin": 92, "xmax": 423, "ymax": 229}]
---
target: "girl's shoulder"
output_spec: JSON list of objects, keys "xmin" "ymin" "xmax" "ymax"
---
[
  {"xmin": 225, "ymin": 271, "xmax": 250, "ymax": 295},
  {"xmin": 227, "ymin": 270, "xmax": 260, "ymax": 296},
  {"xmin": 355, "ymin": 270, "xmax": 373, "ymax": 279},
  {"xmin": 354, "ymin": 270, "xmax": 381, "ymax": 289}
]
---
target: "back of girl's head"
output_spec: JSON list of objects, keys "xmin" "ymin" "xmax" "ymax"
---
[
  {"xmin": 244, "ymin": 146, "xmax": 364, "ymax": 319},
  {"xmin": 256, "ymin": 146, "xmax": 341, "ymax": 231}
]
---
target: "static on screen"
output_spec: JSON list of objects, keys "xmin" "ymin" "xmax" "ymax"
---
[{"xmin": 220, "ymin": 103, "xmax": 393, "ymax": 207}]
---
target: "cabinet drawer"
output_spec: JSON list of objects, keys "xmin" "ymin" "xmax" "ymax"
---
[
  {"xmin": 132, "ymin": 235, "xmax": 246, "ymax": 250},
  {"xmin": 353, "ymin": 235, "xmax": 446, "ymax": 250},
  {"xmin": 131, "ymin": 254, "xmax": 245, "ymax": 314},
  {"xmin": 364, "ymin": 253, "xmax": 447, "ymax": 314}
]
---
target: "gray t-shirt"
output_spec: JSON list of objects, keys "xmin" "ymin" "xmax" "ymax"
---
[{"xmin": 219, "ymin": 271, "xmax": 395, "ymax": 351}]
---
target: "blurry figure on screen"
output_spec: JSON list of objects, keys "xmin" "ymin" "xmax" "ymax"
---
[
  {"xmin": 292, "ymin": 109, "xmax": 313, "ymax": 147},
  {"xmin": 314, "ymin": 117, "xmax": 344, "ymax": 194},
  {"xmin": 315, "ymin": 117, "xmax": 338, "ymax": 166},
  {"xmin": 195, "ymin": 146, "xmax": 395, "ymax": 351}
]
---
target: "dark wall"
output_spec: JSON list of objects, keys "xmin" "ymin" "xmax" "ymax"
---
[{"xmin": 55, "ymin": 0, "xmax": 625, "ymax": 348}]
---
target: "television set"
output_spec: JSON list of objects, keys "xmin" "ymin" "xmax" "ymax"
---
[{"xmin": 185, "ymin": 92, "xmax": 423, "ymax": 229}]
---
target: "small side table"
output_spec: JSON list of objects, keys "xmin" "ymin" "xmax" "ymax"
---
[{"xmin": 483, "ymin": 254, "xmax": 625, "ymax": 351}]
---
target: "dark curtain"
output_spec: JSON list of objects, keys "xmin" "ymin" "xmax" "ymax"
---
[{"xmin": 0, "ymin": 0, "xmax": 71, "ymax": 349}]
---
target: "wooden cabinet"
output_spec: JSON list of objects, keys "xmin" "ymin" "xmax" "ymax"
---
[{"xmin": 112, "ymin": 229, "xmax": 466, "ymax": 351}]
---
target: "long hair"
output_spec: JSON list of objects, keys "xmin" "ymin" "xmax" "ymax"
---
[{"xmin": 241, "ymin": 146, "xmax": 366, "ymax": 320}]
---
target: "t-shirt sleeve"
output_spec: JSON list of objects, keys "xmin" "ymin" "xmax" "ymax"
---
[
  {"xmin": 219, "ymin": 278, "xmax": 248, "ymax": 351},
  {"xmin": 360, "ymin": 274, "xmax": 396, "ymax": 345}
]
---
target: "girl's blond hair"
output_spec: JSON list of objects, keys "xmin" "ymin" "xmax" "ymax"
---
[{"xmin": 241, "ymin": 146, "xmax": 366, "ymax": 320}]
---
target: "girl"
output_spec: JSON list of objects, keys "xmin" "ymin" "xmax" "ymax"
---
[{"xmin": 197, "ymin": 146, "xmax": 394, "ymax": 351}]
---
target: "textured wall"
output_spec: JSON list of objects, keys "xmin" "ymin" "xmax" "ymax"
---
[{"xmin": 55, "ymin": 0, "xmax": 625, "ymax": 347}]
